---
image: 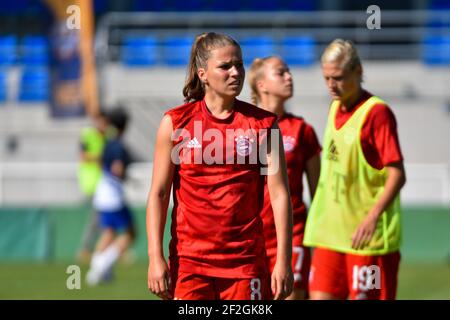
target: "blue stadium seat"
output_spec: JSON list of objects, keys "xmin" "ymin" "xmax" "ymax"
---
[
  {"xmin": 93, "ymin": 0, "xmax": 109, "ymax": 14},
  {"xmin": 245, "ymin": 0, "xmax": 279, "ymax": 11},
  {"xmin": 429, "ymin": 0, "xmax": 450, "ymax": 10},
  {"xmin": 240, "ymin": 36, "xmax": 276, "ymax": 66},
  {"xmin": 0, "ymin": 0, "xmax": 31, "ymax": 14},
  {"xmin": 422, "ymin": 35, "xmax": 450, "ymax": 65},
  {"xmin": 162, "ymin": 36, "xmax": 193, "ymax": 67},
  {"xmin": 209, "ymin": 0, "xmax": 241, "ymax": 11},
  {"xmin": 132, "ymin": 0, "xmax": 165, "ymax": 11},
  {"xmin": 173, "ymin": 0, "xmax": 203, "ymax": 11},
  {"xmin": 21, "ymin": 35, "xmax": 49, "ymax": 66},
  {"xmin": 427, "ymin": 1, "xmax": 450, "ymax": 28},
  {"xmin": 121, "ymin": 35, "xmax": 159, "ymax": 67},
  {"xmin": 280, "ymin": 35, "xmax": 316, "ymax": 66},
  {"xmin": 18, "ymin": 67, "xmax": 50, "ymax": 102},
  {"xmin": 0, "ymin": 69, "xmax": 7, "ymax": 102},
  {"xmin": 0, "ymin": 35, "xmax": 17, "ymax": 66},
  {"xmin": 285, "ymin": 0, "xmax": 317, "ymax": 11}
]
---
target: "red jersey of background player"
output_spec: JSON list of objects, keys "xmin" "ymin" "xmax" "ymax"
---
[
  {"xmin": 166, "ymin": 98, "xmax": 277, "ymax": 279},
  {"xmin": 261, "ymin": 113, "xmax": 321, "ymax": 256}
]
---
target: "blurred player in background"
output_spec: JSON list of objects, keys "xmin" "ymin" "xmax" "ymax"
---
[
  {"xmin": 147, "ymin": 32, "xmax": 293, "ymax": 300},
  {"xmin": 248, "ymin": 56, "xmax": 321, "ymax": 300},
  {"xmin": 304, "ymin": 39, "xmax": 406, "ymax": 300},
  {"xmin": 86, "ymin": 107, "xmax": 136, "ymax": 285},
  {"xmin": 76, "ymin": 110, "xmax": 108, "ymax": 264}
]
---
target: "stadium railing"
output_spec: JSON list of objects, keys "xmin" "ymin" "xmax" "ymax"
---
[{"xmin": 95, "ymin": 10, "xmax": 450, "ymax": 66}]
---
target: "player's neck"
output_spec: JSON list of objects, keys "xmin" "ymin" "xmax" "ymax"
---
[
  {"xmin": 204, "ymin": 94, "xmax": 235, "ymax": 119},
  {"xmin": 259, "ymin": 95, "xmax": 286, "ymax": 117},
  {"xmin": 340, "ymin": 88, "xmax": 364, "ymax": 112}
]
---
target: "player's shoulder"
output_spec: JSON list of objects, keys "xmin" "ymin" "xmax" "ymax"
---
[
  {"xmin": 164, "ymin": 100, "xmax": 201, "ymax": 128},
  {"xmin": 282, "ymin": 112, "xmax": 317, "ymax": 131},
  {"xmin": 165, "ymin": 100, "xmax": 200, "ymax": 117},
  {"xmin": 80, "ymin": 126, "xmax": 99, "ymax": 140},
  {"xmin": 105, "ymin": 138, "xmax": 123, "ymax": 150},
  {"xmin": 367, "ymin": 95, "xmax": 397, "ymax": 120},
  {"xmin": 282, "ymin": 112, "xmax": 304, "ymax": 123},
  {"xmin": 235, "ymin": 99, "xmax": 277, "ymax": 122},
  {"xmin": 365, "ymin": 94, "xmax": 398, "ymax": 129}
]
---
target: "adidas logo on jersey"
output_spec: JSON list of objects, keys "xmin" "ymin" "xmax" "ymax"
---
[
  {"xmin": 186, "ymin": 137, "xmax": 202, "ymax": 149},
  {"xmin": 328, "ymin": 139, "xmax": 339, "ymax": 161}
]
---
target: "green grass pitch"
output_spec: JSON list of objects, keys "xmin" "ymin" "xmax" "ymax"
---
[{"xmin": 1, "ymin": 262, "xmax": 450, "ymax": 299}]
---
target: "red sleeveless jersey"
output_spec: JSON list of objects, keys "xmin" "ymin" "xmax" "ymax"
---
[
  {"xmin": 165, "ymin": 99, "xmax": 277, "ymax": 279},
  {"xmin": 261, "ymin": 113, "xmax": 321, "ymax": 252}
]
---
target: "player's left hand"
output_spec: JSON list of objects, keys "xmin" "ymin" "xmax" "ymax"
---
[{"xmin": 351, "ymin": 210, "xmax": 379, "ymax": 250}]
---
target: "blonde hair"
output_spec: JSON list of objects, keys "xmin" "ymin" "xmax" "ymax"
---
[
  {"xmin": 182, "ymin": 32, "xmax": 241, "ymax": 103},
  {"xmin": 321, "ymin": 39, "xmax": 361, "ymax": 72},
  {"xmin": 247, "ymin": 56, "xmax": 274, "ymax": 105}
]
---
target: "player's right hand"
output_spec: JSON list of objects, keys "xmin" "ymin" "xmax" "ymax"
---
[
  {"xmin": 271, "ymin": 261, "xmax": 293, "ymax": 300},
  {"xmin": 148, "ymin": 256, "xmax": 172, "ymax": 300}
]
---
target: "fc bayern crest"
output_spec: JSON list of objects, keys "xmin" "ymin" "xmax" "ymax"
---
[
  {"xmin": 283, "ymin": 136, "xmax": 296, "ymax": 152},
  {"xmin": 235, "ymin": 135, "xmax": 254, "ymax": 157}
]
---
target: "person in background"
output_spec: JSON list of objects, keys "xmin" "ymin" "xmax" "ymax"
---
[
  {"xmin": 303, "ymin": 39, "xmax": 406, "ymax": 300},
  {"xmin": 86, "ymin": 107, "xmax": 136, "ymax": 285},
  {"xmin": 248, "ymin": 56, "xmax": 321, "ymax": 299},
  {"xmin": 76, "ymin": 110, "xmax": 108, "ymax": 264}
]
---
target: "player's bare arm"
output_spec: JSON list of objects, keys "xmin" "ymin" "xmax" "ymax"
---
[
  {"xmin": 266, "ymin": 123, "xmax": 294, "ymax": 300},
  {"xmin": 147, "ymin": 114, "xmax": 175, "ymax": 299},
  {"xmin": 351, "ymin": 161, "xmax": 406, "ymax": 250},
  {"xmin": 80, "ymin": 150, "xmax": 101, "ymax": 163},
  {"xmin": 305, "ymin": 154, "xmax": 321, "ymax": 200}
]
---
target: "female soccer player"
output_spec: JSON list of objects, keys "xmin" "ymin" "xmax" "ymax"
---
[
  {"xmin": 248, "ymin": 56, "xmax": 321, "ymax": 300},
  {"xmin": 147, "ymin": 32, "xmax": 293, "ymax": 300},
  {"xmin": 303, "ymin": 39, "xmax": 406, "ymax": 300}
]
